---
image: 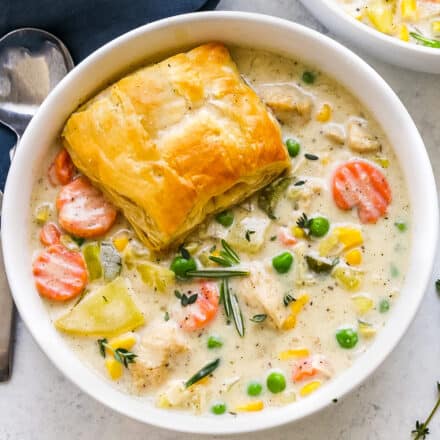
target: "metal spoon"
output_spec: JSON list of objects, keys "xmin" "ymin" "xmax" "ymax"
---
[{"xmin": 0, "ymin": 28, "xmax": 74, "ymax": 381}]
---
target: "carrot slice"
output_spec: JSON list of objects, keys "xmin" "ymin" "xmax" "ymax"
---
[
  {"xmin": 39, "ymin": 222, "xmax": 61, "ymax": 246},
  {"xmin": 292, "ymin": 357, "xmax": 318, "ymax": 382},
  {"xmin": 181, "ymin": 282, "xmax": 219, "ymax": 331},
  {"xmin": 32, "ymin": 244, "xmax": 87, "ymax": 301},
  {"xmin": 56, "ymin": 176, "xmax": 117, "ymax": 238},
  {"xmin": 54, "ymin": 148, "xmax": 75, "ymax": 185},
  {"xmin": 331, "ymin": 159, "xmax": 391, "ymax": 223}
]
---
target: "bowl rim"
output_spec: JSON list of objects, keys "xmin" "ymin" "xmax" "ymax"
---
[
  {"xmin": 2, "ymin": 10, "xmax": 438, "ymax": 434},
  {"xmin": 304, "ymin": 0, "xmax": 440, "ymax": 56}
]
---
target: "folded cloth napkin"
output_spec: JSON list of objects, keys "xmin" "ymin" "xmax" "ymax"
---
[{"xmin": 0, "ymin": 0, "xmax": 219, "ymax": 189}]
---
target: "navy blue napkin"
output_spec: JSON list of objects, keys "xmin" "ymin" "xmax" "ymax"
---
[{"xmin": 0, "ymin": 0, "xmax": 219, "ymax": 189}]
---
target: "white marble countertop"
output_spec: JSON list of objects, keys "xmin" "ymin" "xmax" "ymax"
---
[{"xmin": 1, "ymin": 1, "xmax": 440, "ymax": 439}]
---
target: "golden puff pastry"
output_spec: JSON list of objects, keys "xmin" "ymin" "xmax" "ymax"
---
[{"xmin": 62, "ymin": 43, "xmax": 290, "ymax": 250}]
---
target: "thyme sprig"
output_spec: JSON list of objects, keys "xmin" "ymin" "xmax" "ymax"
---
[
  {"xmin": 174, "ymin": 290, "xmax": 198, "ymax": 307},
  {"xmin": 412, "ymin": 382, "xmax": 440, "ymax": 439},
  {"xmin": 97, "ymin": 338, "xmax": 137, "ymax": 368},
  {"xmin": 296, "ymin": 212, "xmax": 311, "ymax": 231}
]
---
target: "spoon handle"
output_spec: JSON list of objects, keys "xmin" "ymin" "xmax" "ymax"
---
[{"xmin": 0, "ymin": 232, "xmax": 14, "ymax": 381}]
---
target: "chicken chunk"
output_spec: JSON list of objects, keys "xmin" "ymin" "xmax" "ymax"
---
[
  {"xmin": 323, "ymin": 123, "xmax": 345, "ymax": 145},
  {"xmin": 130, "ymin": 321, "xmax": 188, "ymax": 392},
  {"xmin": 238, "ymin": 262, "xmax": 290, "ymax": 329},
  {"xmin": 347, "ymin": 119, "xmax": 380, "ymax": 153},
  {"xmin": 156, "ymin": 379, "xmax": 207, "ymax": 413},
  {"xmin": 256, "ymin": 83, "xmax": 313, "ymax": 124}
]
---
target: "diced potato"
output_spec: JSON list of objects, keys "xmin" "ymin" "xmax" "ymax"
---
[
  {"xmin": 332, "ymin": 266, "xmax": 364, "ymax": 291},
  {"xmin": 319, "ymin": 232, "xmax": 340, "ymax": 257},
  {"xmin": 344, "ymin": 248, "xmax": 362, "ymax": 266},
  {"xmin": 347, "ymin": 120, "xmax": 381, "ymax": 153},
  {"xmin": 299, "ymin": 381, "xmax": 321, "ymax": 397},
  {"xmin": 366, "ymin": 0, "xmax": 395, "ymax": 34},
  {"xmin": 105, "ymin": 357, "xmax": 123, "ymax": 380},
  {"xmin": 334, "ymin": 227, "xmax": 364, "ymax": 250},
  {"xmin": 156, "ymin": 379, "xmax": 206, "ymax": 412},
  {"xmin": 401, "ymin": 0, "xmax": 418, "ymax": 21},
  {"xmin": 227, "ymin": 214, "xmax": 270, "ymax": 254},
  {"xmin": 323, "ymin": 123, "xmax": 345, "ymax": 145},
  {"xmin": 55, "ymin": 277, "xmax": 145, "ymax": 337},
  {"xmin": 136, "ymin": 261, "xmax": 175, "ymax": 292},
  {"xmin": 351, "ymin": 294, "xmax": 374, "ymax": 314},
  {"xmin": 236, "ymin": 400, "xmax": 264, "ymax": 412}
]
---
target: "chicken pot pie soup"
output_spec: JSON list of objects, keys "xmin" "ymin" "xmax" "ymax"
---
[
  {"xmin": 30, "ymin": 44, "xmax": 410, "ymax": 415},
  {"xmin": 331, "ymin": 0, "xmax": 440, "ymax": 47}
]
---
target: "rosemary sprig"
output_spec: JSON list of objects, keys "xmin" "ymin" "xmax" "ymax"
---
[
  {"xmin": 186, "ymin": 269, "xmax": 249, "ymax": 279},
  {"xmin": 97, "ymin": 338, "xmax": 137, "ymax": 368},
  {"xmin": 221, "ymin": 278, "xmax": 245, "ymax": 337},
  {"xmin": 410, "ymin": 32, "xmax": 440, "ymax": 48},
  {"xmin": 208, "ymin": 240, "xmax": 240, "ymax": 267},
  {"xmin": 185, "ymin": 358, "xmax": 220, "ymax": 388},
  {"xmin": 250, "ymin": 314, "xmax": 267, "ymax": 323},
  {"xmin": 412, "ymin": 382, "xmax": 440, "ymax": 439}
]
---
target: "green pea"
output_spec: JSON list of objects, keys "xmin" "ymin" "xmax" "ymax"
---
[
  {"xmin": 309, "ymin": 217, "xmax": 330, "ymax": 237},
  {"xmin": 285, "ymin": 139, "xmax": 300, "ymax": 158},
  {"xmin": 266, "ymin": 372, "xmax": 286, "ymax": 394},
  {"xmin": 207, "ymin": 335, "xmax": 223, "ymax": 349},
  {"xmin": 272, "ymin": 252, "xmax": 294, "ymax": 274},
  {"xmin": 336, "ymin": 328, "xmax": 358, "ymax": 349},
  {"xmin": 215, "ymin": 210, "xmax": 234, "ymax": 227},
  {"xmin": 211, "ymin": 402, "xmax": 227, "ymax": 415},
  {"xmin": 170, "ymin": 255, "xmax": 197, "ymax": 279},
  {"xmin": 379, "ymin": 299, "xmax": 390, "ymax": 313},
  {"xmin": 302, "ymin": 71, "xmax": 316, "ymax": 84},
  {"xmin": 394, "ymin": 221, "xmax": 407, "ymax": 232},
  {"xmin": 247, "ymin": 381, "xmax": 263, "ymax": 396}
]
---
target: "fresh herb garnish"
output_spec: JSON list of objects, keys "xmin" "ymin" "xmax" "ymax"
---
[
  {"xmin": 435, "ymin": 280, "xmax": 440, "ymax": 295},
  {"xmin": 220, "ymin": 278, "xmax": 245, "ymax": 337},
  {"xmin": 245, "ymin": 230, "xmax": 256, "ymax": 242},
  {"xmin": 164, "ymin": 311, "xmax": 170, "ymax": 321},
  {"xmin": 258, "ymin": 176, "xmax": 293, "ymax": 219},
  {"xmin": 179, "ymin": 245, "xmax": 191, "ymax": 260},
  {"xmin": 174, "ymin": 290, "xmax": 198, "ymax": 307},
  {"xmin": 410, "ymin": 32, "xmax": 440, "ymax": 48},
  {"xmin": 296, "ymin": 212, "xmax": 311, "ymax": 230},
  {"xmin": 209, "ymin": 240, "xmax": 240, "ymax": 267},
  {"xmin": 102, "ymin": 295, "xmax": 108, "ymax": 303},
  {"xmin": 71, "ymin": 236, "xmax": 85, "ymax": 246},
  {"xmin": 207, "ymin": 335, "xmax": 223, "ymax": 349},
  {"xmin": 294, "ymin": 180, "xmax": 306, "ymax": 186},
  {"xmin": 113, "ymin": 348, "xmax": 137, "ymax": 368},
  {"xmin": 97, "ymin": 338, "xmax": 137, "ymax": 368},
  {"xmin": 412, "ymin": 382, "xmax": 440, "ymax": 439},
  {"xmin": 283, "ymin": 293, "xmax": 295, "ymax": 307},
  {"xmin": 305, "ymin": 153, "xmax": 319, "ymax": 161},
  {"xmin": 250, "ymin": 314, "xmax": 267, "ymax": 323},
  {"xmin": 305, "ymin": 255, "xmax": 337, "ymax": 273},
  {"xmin": 185, "ymin": 358, "xmax": 221, "ymax": 388},
  {"xmin": 270, "ymin": 235, "xmax": 277, "ymax": 241},
  {"xmin": 186, "ymin": 269, "xmax": 249, "ymax": 279}
]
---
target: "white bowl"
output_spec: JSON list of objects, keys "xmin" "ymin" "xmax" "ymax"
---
[
  {"xmin": 2, "ymin": 11, "xmax": 438, "ymax": 434},
  {"xmin": 299, "ymin": 0, "xmax": 440, "ymax": 73}
]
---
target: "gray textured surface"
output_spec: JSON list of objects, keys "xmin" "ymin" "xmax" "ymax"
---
[{"xmin": 1, "ymin": 1, "xmax": 440, "ymax": 439}]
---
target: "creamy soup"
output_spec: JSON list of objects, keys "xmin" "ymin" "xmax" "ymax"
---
[
  {"xmin": 29, "ymin": 47, "xmax": 410, "ymax": 415},
  {"xmin": 331, "ymin": 0, "xmax": 440, "ymax": 47}
]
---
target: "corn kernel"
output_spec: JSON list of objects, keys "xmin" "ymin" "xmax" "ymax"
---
[
  {"xmin": 299, "ymin": 381, "xmax": 322, "ymax": 397},
  {"xmin": 279, "ymin": 348, "xmax": 310, "ymax": 360},
  {"xmin": 236, "ymin": 400, "xmax": 264, "ymax": 412},
  {"xmin": 291, "ymin": 294, "xmax": 310, "ymax": 316},
  {"xmin": 358, "ymin": 321, "xmax": 377, "ymax": 338},
  {"xmin": 351, "ymin": 294, "xmax": 374, "ymax": 314},
  {"xmin": 108, "ymin": 333, "xmax": 137, "ymax": 353},
  {"xmin": 292, "ymin": 226, "xmax": 306, "ymax": 239},
  {"xmin": 334, "ymin": 227, "xmax": 363, "ymax": 250},
  {"xmin": 401, "ymin": 0, "xmax": 418, "ymax": 21},
  {"xmin": 316, "ymin": 103, "xmax": 332, "ymax": 122},
  {"xmin": 345, "ymin": 248, "xmax": 362, "ymax": 266},
  {"xmin": 282, "ymin": 315, "xmax": 297, "ymax": 330},
  {"xmin": 366, "ymin": 1, "xmax": 395, "ymax": 34},
  {"xmin": 105, "ymin": 357, "xmax": 123, "ymax": 380},
  {"xmin": 432, "ymin": 21, "xmax": 440, "ymax": 36},
  {"xmin": 112, "ymin": 233, "xmax": 129, "ymax": 252},
  {"xmin": 398, "ymin": 24, "xmax": 410, "ymax": 41}
]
